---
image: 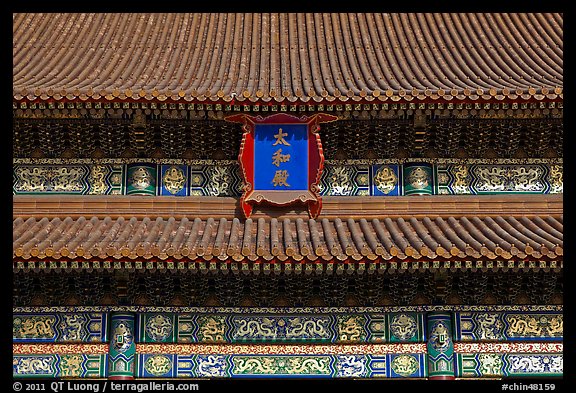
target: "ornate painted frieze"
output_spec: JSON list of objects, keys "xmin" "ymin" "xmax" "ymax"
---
[
  {"xmin": 132, "ymin": 313, "xmax": 426, "ymax": 344},
  {"xmin": 437, "ymin": 164, "xmax": 561, "ymax": 195},
  {"xmin": 453, "ymin": 312, "xmax": 563, "ymax": 341},
  {"xmin": 229, "ymin": 315, "xmax": 333, "ymax": 342},
  {"xmin": 13, "ymin": 164, "xmax": 122, "ymax": 195},
  {"xmin": 137, "ymin": 313, "xmax": 177, "ymax": 343},
  {"xmin": 134, "ymin": 353, "xmax": 426, "ymax": 378},
  {"xmin": 13, "ymin": 354, "xmax": 107, "ymax": 378},
  {"xmin": 189, "ymin": 164, "xmax": 243, "ymax": 196},
  {"xmin": 13, "ymin": 165, "xmax": 89, "ymax": 194},
  {"xmin": 455, "ymin": 353, "xmax": 563, "ymax": 378},
  {"xmin": 13, "ymin": 313, "xmax": 108, "ymax": 343},
  {"xmin": 319, "ymin": 165, "xmax": 370, "ymax": 196},
  {"xmin": 13, "ymin": 305, "xmax": 563, "ymax": 314},
  {"xmin": 12, "ymin": 161, "xmax": 563, "ymax": 196}
]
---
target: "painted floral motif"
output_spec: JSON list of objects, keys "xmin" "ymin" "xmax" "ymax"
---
[
  {"xmin": 145, "ymin": 314, "xmax": 174, "ymax": 342},
  {"xmin": 136, "ymin": 343, "xmax": 427, "ymax": 355},
  {"xmin": 144, "ymin": 355, "xmax": 172, "ymax": 376},
  {"xmin": 390, "ymin": 314, "xmax": 417, "ymax": 341},
  {"xmin": 390, "ymin": 355, "xmax": 419, "ymax": 377},
  {"xmin": 177, "ymin": 315, "xmax": 194, "ymax": 342}
]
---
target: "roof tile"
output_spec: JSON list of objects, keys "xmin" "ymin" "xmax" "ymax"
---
[
  {"xmin": 13, "ymin": 13, "xmax": 562, "ymax": 103},
  {"xmin": 13, "ymin": 215, "xmax": 562, "ymax": 264}
]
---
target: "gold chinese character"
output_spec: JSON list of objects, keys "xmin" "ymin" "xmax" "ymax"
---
[
  {"xmin": 272, "ymin": 170, "xmax": 290, "ymax": 187},
  {"xmin": 272, "ymin": 148, "xmax": 291, "ymax": 167},
  {"xmin": 273, "ymin": 128, "xmax": 291, "ymax": 146}
]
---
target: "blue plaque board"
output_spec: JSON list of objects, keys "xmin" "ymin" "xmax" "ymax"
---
[{"xmin": 253, "ymin": 124, "xmax": 309, "ymax": 191}]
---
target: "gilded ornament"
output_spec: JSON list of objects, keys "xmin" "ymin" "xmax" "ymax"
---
[
  {"xmin": 145, "ymin": 314, "xmax": 174, "ymax": 342},
  {"xmin": 548, "ymin": 165, "xmax": 563, "ymax": 193},
  {"xmin": 110, "ymin": 173, "xmax": 122, "ymax": 186},
  {"xmin": 60, "ymin": 314, "xmax": 87, "ymax": 341},
  {"xmin": 390, "ymin": 354, "xmax": 419, "ymax": 376},
  {"xmin": 477, "ymin": 354, "xmax": 503, "ymax": 376},
  {"xmin": 162, "ymin": 166, "xmax": 186, "ymax": 194},
  {"xmin": 130, "ymin": 167, "xmax": 154, "ymax": 190},
  {"xmin": 429, "ymin": 321, "xmax": 451, "ymax": 353},
  {"xmin": 390, "ymin": 314, "xmax": 418, "ymax": 340},
  {"xmin": 338, "ymin": 315, "xmax": 366, "ymax": 341},
  {"xmin": 373, "ymin": 165, "xmax": 398, "ymax": 194},
  {"xmin": 13, "ymin": 356, "xmax": 53, "ymax": 375},
  {"xmin": 88, "ymin": 165, "xmax": 108, "ymax": 194},
  {"xmin": 329, "ymin": 166, "xmax": 354, "ymax": 195},
  {"xmin": 59, "ymin": 354, "xmax": 83, "ymax": 377},
  {"xmin": 505, "ymin": 314, "xmax": 562, "ymax": 338},
  {"xmin": 14, "ymin": 166, "xmax": 86, "ymax": 193},
  {"xmin": 112, "ymin": 321, "xmax": 134, "ymax": 353},
  {"xmin": 437, "ymin": 172, "xmax": 450, "ymax": 185},
  {"xmin": 473, "ymin": 313, "xmax": 504, "ymax": 340},
  {"xmin": 197, "ymin": 316, "xmax": 226, "ymax": 342},
  {"xmin": 474, "ymin": 165, "xmax": 544, "ymax": 192},
  {"xmin": 206, "ymin": 166, "xmax": 232, "ymax": 196},
  {"xmin": 13, "ymin": 316, "xmax": 56, "ymax": 339},
  {"xmin": 407, "ymin": 167, "xmax": 429, "ymax": 189},
  {"xmin": 144, "ymin": 355, "xmax": 172, "ymax": 376},
  {"xmin": 196, "ymin": 355, "xmax": 227, "ymax": 377}
]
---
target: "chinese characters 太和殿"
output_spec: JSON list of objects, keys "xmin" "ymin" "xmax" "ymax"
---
[{"xmin": 272, "ymin": 128, "xmax": 292, "ymax": 187}]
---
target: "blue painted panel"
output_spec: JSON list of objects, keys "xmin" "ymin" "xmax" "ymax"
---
[{"xmin": 253, "ymin": 124, "xmax": 308, "ymax": 190}]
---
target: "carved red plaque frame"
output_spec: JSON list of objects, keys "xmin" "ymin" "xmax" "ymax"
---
[{"xmin": 226, "ymin": 113, "xmax": 337, "ymax": 218}]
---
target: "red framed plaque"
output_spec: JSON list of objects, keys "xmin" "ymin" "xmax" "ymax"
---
[{"xmin": 226, "ymin": 113, "xmax": 337, "ymax": 218}]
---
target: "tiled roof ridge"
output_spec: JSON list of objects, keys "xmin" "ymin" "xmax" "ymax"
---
[
  {"xmin": 13, "ymin": 13, "xmax": 563, "ymax": 103},
  {"xmin": 13, "ymin": 215, "xmax": 563, "ymax": 263}
]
